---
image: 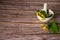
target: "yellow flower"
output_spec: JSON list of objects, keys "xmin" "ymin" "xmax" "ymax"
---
[
  {"xmin": 40, "ymin": 14, "xmax": 45, "ymax": 21},
  {"xmin": 36, "ymin": 12, "xmax": 41, "ymax": 16},
  {"xmin": 40, "ymin": 17, "xmax": 45, "ymax": 21},
  {"xmin": 42, "ymin": 27, "xmax": 48, "ymax": 31},
  {"xmin": 41, "ymin": 14, "xmax": 45, "ymax": 18},
  {"xmin": 40, "ymin": 24, "xmax": 46, "ymax": 27},
  {"xmin": 36, "ymin": 11, "xmax": 45, "ymax": 21},
  {"xmin": 40, "ymin": 24, "xmax": 48, "ymax": 31}
]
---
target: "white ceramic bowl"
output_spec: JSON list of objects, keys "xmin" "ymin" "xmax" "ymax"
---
[{"xmin": 37, "ymin": 9, "xmax": 54, "ymax": 23}]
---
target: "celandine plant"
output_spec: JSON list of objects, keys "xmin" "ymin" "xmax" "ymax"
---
[{"xmin": 35, "ymin": 3, "xmax": 60, "ymax": 33}]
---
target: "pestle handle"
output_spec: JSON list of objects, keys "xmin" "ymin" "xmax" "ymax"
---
[{"xmin": 43, "ymin": 3, "xmax": 47, "ymax": 13}]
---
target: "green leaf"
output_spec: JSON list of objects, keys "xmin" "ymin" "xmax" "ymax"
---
[
  {"xmin": 39, "ymin": 9, "xmax": 52, "ymax": 18},
  {"xmin": 58, "ymin": 25, "xmax": 60, "ymax": 31},
  {"xmin": 48, "ymin": 20, "xmax": 59, "ymax": 33}
]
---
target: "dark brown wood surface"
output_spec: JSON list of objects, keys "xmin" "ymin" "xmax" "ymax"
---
[{"xmin": 0, "ymin": 0, "xmax": 60, "ymax": 40}]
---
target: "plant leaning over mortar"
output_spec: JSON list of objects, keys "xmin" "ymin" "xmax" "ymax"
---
[
  {"xmin": 47, "ymin": 20, "xmax": 59, "ymax": 33},
  {"xmin": 35, "ymin": 10, "xmax": 60, "ymax": 33},
  {"xmin": 35, "ymin": 3, "xmax": 60, "ymax": 33}
]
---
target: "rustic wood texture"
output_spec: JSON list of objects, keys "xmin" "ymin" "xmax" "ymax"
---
[
  {"xmin": 0, "ymin": 0, "xmax": 60, "ymax": 40},
  {"xmin": 1, "ymin": 34, "xmax": 60, "ymax": 40}
]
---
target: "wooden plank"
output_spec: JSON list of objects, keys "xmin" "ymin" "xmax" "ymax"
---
[
  {"xmin": 0, "ymin": 22, "xmax": 60, "ymax": 35},
  {"xmin": 0, "ymin": 1, "xmax": 60, "ymax": 6},
  {"xmin": 0, "ymin": 22, "xmax": 49, "ymax": 35},
  {"xmin": 0, "ymin": 10, "xmax": 60, "ymax": 23},
  {"xmin": 0, "ymin": 13, "xmax": 38, "ymax": 23},
  {"xmin": 0, "ymin": 5, "xmax": 60, "ymax": 12},
  {"xmin": 0, "ymin": 22, "xmax": 60, "ymax": 39},
  {"xmin": 0, "ymin": 0, "xmax": 60, "ymax": 2},
  {"xmin": 0, "ymin": 10, "xmax": 60, "ymax": 15},
  {"xmin": 0, "ymin": 5, "xmax": 42, "ymax": 10},
  {"xmin": 0, "ymin": 34, "xmax": 60, "ymax": 40},
  {"xmin": 0, "ymin": 2, "xmax": 60, "ymax": 8},
  {"xmin": 0, "ymin": 0, "xmax": 60, "ymax": 10}
]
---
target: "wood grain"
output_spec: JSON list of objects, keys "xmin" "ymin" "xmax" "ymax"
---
[
  {"xmin": 0, "ymin": 3, "xmax": 60, "ymax": 11},
  {"xmin": 0, "ymin": 0, "xmax": 60, "ymax": 11},
  {"xmin": 0, "ymin": 22, "xmax": 49, "ymax": 34},
  {"xmin": 0, "ymin": 0, "xmax": 60, "ymax": 2},
  {"xmin": 0, "ymin": 10, "xmax": 60, "ymax": 23},
  {"xmin": 0, "ymin": 0, "xmax": 60, "ymax": 40},
  {"xmin": 1, "ymin": 34, "xmax": 60, "ymax": 40}
]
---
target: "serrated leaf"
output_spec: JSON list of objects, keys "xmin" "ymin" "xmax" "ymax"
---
[{"xmin": 48, "ymin": 20, "xmax": 59, "ymax": 33}]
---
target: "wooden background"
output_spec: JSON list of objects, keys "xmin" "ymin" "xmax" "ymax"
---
[{"xmin": 0, "ymin": 0, "xmax": 60, "ymax": 40}]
